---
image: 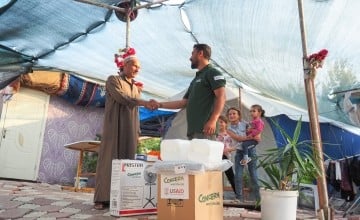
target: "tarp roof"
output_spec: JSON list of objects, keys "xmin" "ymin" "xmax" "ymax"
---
[{"xmin": 0, "ymin": 0, "xmax": 359, "ymax": 131}]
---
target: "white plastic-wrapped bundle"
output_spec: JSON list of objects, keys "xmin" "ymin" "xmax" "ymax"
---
[
  {"xmin": 187, "ymin": 139, "xmax": 224, "ymax": 164},
  {"xmin": 153, "ymin": 160, "xmax": 205, "ymax": 175},
  {"xmin": 160, "ymin": 139, "xmax": 190, "ymax": 161},
  {"xmin": 152, "ymin": 159, "xmax": 233, "ymax": 174}
]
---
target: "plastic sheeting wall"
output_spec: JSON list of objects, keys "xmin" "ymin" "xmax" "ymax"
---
[{"xmin": 0, "ymin": 0, "xmax": 359, "ymax": 129}]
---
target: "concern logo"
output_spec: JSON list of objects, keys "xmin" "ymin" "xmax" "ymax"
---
[{"xmin": 198, "ymin": 192, "xmax": 220, "ymax": 203}]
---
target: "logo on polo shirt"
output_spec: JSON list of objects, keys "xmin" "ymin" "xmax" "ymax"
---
[{"xmin": 214, "ymin": 75, "xmax": 225, "ymax": 81}]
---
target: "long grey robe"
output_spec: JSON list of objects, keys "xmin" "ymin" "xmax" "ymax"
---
[{"xmin": 94, "ymin": 74, "xmax": 140, "ymax": 203}]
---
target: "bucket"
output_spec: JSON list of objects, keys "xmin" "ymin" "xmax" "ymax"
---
[
  {"xmin": 74, "ymin": 177, "xmax": 88, "ymax": 189},
  {"xmin": 260, "ymin": 188, "xmax": 298, "ymax": 220}
]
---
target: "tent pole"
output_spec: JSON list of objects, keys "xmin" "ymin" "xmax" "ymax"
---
[
  {"xmin": 297, "ymin": 0, "xmax": 330, "ymax": 219},
  {"xmin": 74, "ymin": 0, "xmax": 126, "ymax": 13},
  {"xmin": 238, "ymin": 87, "xmax": 242, "ymax": 112},
  {"xmin": 126, "ymin": 10, "xmax": 130, "ymax": 48}
]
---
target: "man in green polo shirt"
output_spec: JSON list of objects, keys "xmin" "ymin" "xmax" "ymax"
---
[{"xmin": 156, "ymin": 44, "xmax": 226, "ymax": 139}]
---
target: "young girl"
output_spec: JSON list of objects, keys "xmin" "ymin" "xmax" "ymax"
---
[
  {"xmin": 216, "ymin": 115, "xmax": 233, "ymax": 159},
  {"xmin": 216, "ymin": 115, "xmax": 237, "ymax": 194},
  {"xmin": 240, "ymin": 104, "xmax": 265, "ymax": 165}
]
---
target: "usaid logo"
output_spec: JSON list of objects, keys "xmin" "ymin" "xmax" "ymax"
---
[{"xmin": 164, "ymin": 187, "xmax": 184, "ymax": 195}]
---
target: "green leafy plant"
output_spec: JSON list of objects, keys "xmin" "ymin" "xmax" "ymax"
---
[
  {"xmin": 259, "ymin": 117, "xmax": 321, "ymax": 191},
  {"xmin": 137, "ymin": 137, "xmax": 161, "ymax": 154},
  {"xmin": 82, "ymin": 152, "xmax": 98, "ymax": 173}
]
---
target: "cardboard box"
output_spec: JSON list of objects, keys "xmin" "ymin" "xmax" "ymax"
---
[
  {"xmin": 110, "ymin": 159, "xmax": 157, "ymax": 217},
  {"xmin": 157, "ymin": 171, "xmax": 223, "ymax": 220}
]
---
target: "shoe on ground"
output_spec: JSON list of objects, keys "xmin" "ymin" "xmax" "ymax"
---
[
  {"xmin": 230, "ymin": 198, "xmax": 243, "ymax": 204},
  {"xmin": 94, "ymin": 201, "xmax": 109, "ymax": 210}
]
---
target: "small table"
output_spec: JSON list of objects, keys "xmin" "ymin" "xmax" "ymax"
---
[{"xmin": 62, "ymin": 140, "xmax": 101, "ymax": 192}]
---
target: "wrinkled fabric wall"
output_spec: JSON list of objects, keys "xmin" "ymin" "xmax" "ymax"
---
[
  {"xmin": 184, "ymin": 0, "xmax": 360, "ymax": 126},
  {"xmin": 38, "ymin": 96, "xmax": 104, "ymax": 185}
]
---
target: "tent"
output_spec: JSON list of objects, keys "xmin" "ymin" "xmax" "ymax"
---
[
  {"xmin": 0, "ymin": 0, "xmax": 360, "ymax": 197},
  {"xmin": 0, "ymin": 0, "xmax": 359, "ymax": 129}
]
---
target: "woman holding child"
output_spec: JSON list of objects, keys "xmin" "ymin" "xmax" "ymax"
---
[{"xmin": 225, "ymin": 106, "xmax": 264, "ymax": 203}]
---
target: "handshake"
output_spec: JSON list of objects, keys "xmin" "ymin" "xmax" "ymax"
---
[{"xmin": 144, "ymin": 99, "xmax": 162, "ymax": 111}]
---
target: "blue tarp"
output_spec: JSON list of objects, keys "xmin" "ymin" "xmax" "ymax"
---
[
  {"xmin": 58, "ymin": 74, "xmax": 106, "ymax": 107},
  {"xmin": 269, "ymin": 115, "xmax": 360, "ymax": 160},
  {"xmin": 139, "ymin": 107, "xmax": 175, "ymax": 122},
  {"xmin": 139, "ymin": 107, "xmax": 176, "ymax": 137}
]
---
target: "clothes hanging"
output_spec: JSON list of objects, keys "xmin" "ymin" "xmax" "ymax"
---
[
  {"xmin": 350, "ymin": 155, "xmax": 360, "ymax": 186},
  {"xmin": 327, "ymin": 161, "xmax": 341, "ymax": 192},
  {"xmin": 340, "ymin": 158, "xmax": 355, "ymax": 201},
  {"xmin": 335, "ymin": 161, "xmax": 341, "ymax": 181}
]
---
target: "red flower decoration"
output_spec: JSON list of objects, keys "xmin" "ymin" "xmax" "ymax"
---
[
  {"xmin": 307, "ymin": 49, "xmax": 328, "ymax": 69},
  {"xmin": 134, "ymin": 81, "xmax": 143, "ymax": 87},
  {"xmin": 114, "ymin": 47, "xmax": 137, "ymax": 69},
  {"xmin": 134, "ymin": 81, "xmax": 144, "ymax": 92},
  {"xmin": 308, "ymin": 49, "xmax": 328, "ymax": 62},
  {"xmin": 114, "ymin": 54, "xmax": 124, "ymax": 69}
]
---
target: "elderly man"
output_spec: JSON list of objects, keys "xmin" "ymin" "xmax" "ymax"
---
[{"xmin": 93, "ymin": 49, "xmax": 153, "ymax": 210}]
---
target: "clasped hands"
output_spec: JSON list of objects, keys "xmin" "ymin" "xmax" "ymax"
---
[{"xmin": 145, "ymin": 99, "xmax": 161, "ymax": 111}]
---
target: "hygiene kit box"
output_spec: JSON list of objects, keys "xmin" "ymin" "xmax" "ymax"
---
[
  {"xmin": 156, "ymin": 139, "xmax": 224, "ymax": 220},
  {"xmin": 157, "ymin": 171, "xmax": 223, "ymax": 220},
  {"xmin": 110, "ymin": 159, "xmax": 157, "ymax": 217}
]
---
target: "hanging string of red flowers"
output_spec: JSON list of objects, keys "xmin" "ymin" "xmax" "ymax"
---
[
  {"xmin": 114, "ymin": 47, "xmax": 137, "ymax": 69},
  {"xmin": 307, "ymin": 49, "xmax": 328, "ymax": 70},
  {"xmin": 305, "ymin": 49, "xmax": 328, "ymax": 79}
]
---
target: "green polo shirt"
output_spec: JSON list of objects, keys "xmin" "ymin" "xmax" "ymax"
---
[{"xmin": 183, "ymin": 64, "xmax": 226, "ymax": 136}]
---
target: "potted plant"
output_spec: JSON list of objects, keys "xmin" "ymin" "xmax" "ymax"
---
[{"xmin": 258, "ymin": 117, "xmax": 321, "ymax": 220}]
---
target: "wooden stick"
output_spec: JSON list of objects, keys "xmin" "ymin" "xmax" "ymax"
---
[
  {"xmin": 297, "ymin": 0, "xmax": 330, "ymax": 219},
  {"xmin": 75, "ymin": 0, "xmax": 169, "ymax": 13},
  {"xmin": 74, "ymin": 0, "xmax": 127, "ymax": 13}
]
